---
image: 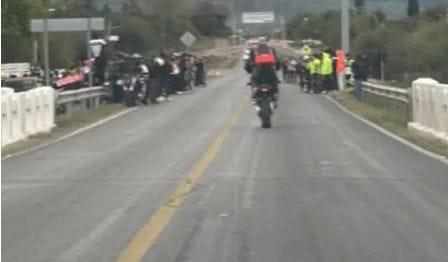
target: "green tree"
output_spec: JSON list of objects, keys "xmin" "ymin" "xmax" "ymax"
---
[
  {"xmin": 408, "ymin": 0, "xmax": 420, "ymax": 17},
  {"xmin": 354, "ymin": 0, "xmax": 365, "ymax": 12},
  {"xmin": 374, "ymin": 9, "xmax": 386, "ymax": 23},
  {"xmin": 191, "ymin": 2, "xmax": 231, "ymax": 37},
  {"xmin": 1, "ymin": 0, "xmax": 36, "ymax": 62},
  {"xmin": 2, "ymin": 0, "xmax": 33, "ymax": 37},
  {"xmin": 421, "ymin": 4, "xmax": 448, "ymax": 22}
]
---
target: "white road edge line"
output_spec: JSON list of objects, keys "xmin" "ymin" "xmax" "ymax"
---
[
  {"xmin": 1, "ymin": 107, "xmax": 138, "ymax": 161},
  {"xmin": 326, "ymin": 95, "xmax": 448, "ymax": 166}
]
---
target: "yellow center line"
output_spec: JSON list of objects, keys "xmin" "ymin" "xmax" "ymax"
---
[{"xmin": 117, "ymin": 95, "xmax": 249, "ymax": 262}]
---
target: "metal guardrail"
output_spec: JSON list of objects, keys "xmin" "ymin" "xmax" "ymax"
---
[
  {"xmin": 56, "ymin": 86, "xmax": 107, "ymax": 105},
  {"xmin": 362, "ymin": 82, "xmax": 410, "ymax": 103},
  {"xmin": 361, "ymin": 81, "xmax": 411, "ymax": 121},
  {"xmin": 56, "ymin": 86, "xmax": 109, "ymax": 116}
]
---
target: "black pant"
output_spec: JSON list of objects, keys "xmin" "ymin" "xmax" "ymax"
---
[
  {"xmin": 311, "ymin": 74, "xmax": 319, "ymax": 92},
  {"xmin": 160, "ymin": 78, "xmax": 170, "ymax": 97},
  {"xmin": 195, "ymin": 70, "xmax": 204, "ymax": 86},
  {"xmin": 322, "ymin": 74, "xmax": 332, "ymax": 92}
]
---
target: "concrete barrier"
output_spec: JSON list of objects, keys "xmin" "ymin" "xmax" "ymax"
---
[
  {"xmin": 9, "ymin": 93, "xmax": 25, "ymax": 142},
  {"xmin": 2, "ymin": 93, "xmax": 12, "ymax": 144},
  {"xmin": 408, "ymin": 78, "xmax": 448, "ymax": 145},
  {"xmin": 439, "ymin": 84, "xmax": 448, "ymax": 135},
  {"xmin": 1, "ymin": 87, "xmax": 55, "ymax": 146}
]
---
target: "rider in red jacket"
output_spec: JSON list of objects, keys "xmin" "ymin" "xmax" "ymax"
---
[{"xmin": 245, "ymin": 39, "xmax": 280, "ymax": 105}]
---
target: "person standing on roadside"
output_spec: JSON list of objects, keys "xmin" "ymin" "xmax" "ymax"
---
[
  {"xmin": 148, "ymin": 57, "xmax": 165, "ymax": 103},
  {"xmin": 308, "ymin": 55, "xmax": 321, "ymax": 93},
  {"xmin": 298, "ymin": 56, "xmax": 310, "ymax": 92},
  {"xmin": 160, "ymin": 53, "xmax": 172, "ymax": 101},
  {"xmin": 319, "ymin": 49, "xmax": 334, "ymax": 94},
  {"xmin": 352, "ymin": 54, "xmax": 369, "ymax": 102},
  {"xmin": 345, "ymin": 53, "xmax": 355, "ymax": 88},
  {"xmin": 195, "ymin": 58, "xmax": 206, "ymax": 86},
  {"xmin": 335, "ymin": 50, "xmax": 346, "ymax": 91}
]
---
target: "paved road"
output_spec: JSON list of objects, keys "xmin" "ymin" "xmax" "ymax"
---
[{"xmin": 2, "ymin": 66, "xmax": 448, "ymax": 262}]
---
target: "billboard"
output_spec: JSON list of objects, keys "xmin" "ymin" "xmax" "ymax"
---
[{"xmin": 242, "ymin": 12, "xmax": 275, "ymax": 24}]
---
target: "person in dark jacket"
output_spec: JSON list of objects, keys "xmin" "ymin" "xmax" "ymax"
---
[
  {"xmin": 352, "ymin": 54, "xmax": 369, "ymax": 102},
  {"xmin": 148, "ymin": 57, "xmax": 165, "ymax": 103},
  {"xmin": 159, "ymin": 53, "xmax": 172, "ymax": 100},
  {"xmin": 195, "ymin": 58, "xmax": 205, "ymax": 86}
]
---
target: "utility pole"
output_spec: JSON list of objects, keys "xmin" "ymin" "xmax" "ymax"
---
[
  {"xmin": 280, "ymin": 15, "xmax": 286, "ymax": 40},
  {"xmin": 341, "ymin": 0, "xmax": 350, "ymax": 53},
  {"xmin": 43, "ymin": 18, "xmax": 50, "ymax": 86},
  {"xmin": 32, "ymin": 39, "xmax": 38, "ymax": 65},
  {"xmin": 86, "ymin": 17, "xmax": 93, "ymax": 87}
]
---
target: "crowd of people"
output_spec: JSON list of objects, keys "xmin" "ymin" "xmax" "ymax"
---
[
  {"xmin": 283, "ymin": 48, "xmax": 370, "ymax": 101},
  {"xmin": 2, "ymin": 49, "xmax": 208, "ymax": 100},
  {"xmin": 86, "ymin": 51, "xmax": 207, "ymax": 104},
  {"xmin": 244, "ymin": 37, "xmax": 371, "ymax": 107}
]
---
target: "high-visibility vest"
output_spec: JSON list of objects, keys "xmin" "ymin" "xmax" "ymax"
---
[
  {"xmin": 320, "ymin": 52, "xmax": 333, "ymax": 75},
  {"xmin": 309, "ymin": 59, "xmax": 321, "ymax": 74},
  {"xmin": 254, "ymin": 44, "xmax": 276, "ymax": 65},
  {"xmin": 301, "ymin": 45, "xmax": 312, "ymax": 56}
]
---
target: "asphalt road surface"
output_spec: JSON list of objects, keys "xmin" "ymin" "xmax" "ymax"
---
[{"xmin": 2, "ymin": 66, "xmax": 448, "ymax": 262}]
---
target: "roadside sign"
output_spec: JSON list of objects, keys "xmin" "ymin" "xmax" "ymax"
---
[
  {"xmin": 180, "ymin": 31, "xmax": 196, "ymax": 47},
  {"xmin": 30, "ymin": 17, "xmax": 105, "ymax": 87},
  {"xmin": 30, "ymin": 18, "xmax": 105, "ymax": 32},
  {"xmin": 242, "ymin": 12, "xmax": 275, "ymax": 24},
  {"xmin": 300, "ymin": 44, "xmax": 312, "ymax": 56}
]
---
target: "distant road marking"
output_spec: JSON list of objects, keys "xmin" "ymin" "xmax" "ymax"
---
[
  {"xmin": 117, "ymin": 96, "xmax": 249, "ymax": 262},
  {"xmin": 327, "ymin": 95, "xmax": 448, "ymax": 166},
  {"xmin": 1, "ymin": 107, "xmax": 137, "ymax": 161}
]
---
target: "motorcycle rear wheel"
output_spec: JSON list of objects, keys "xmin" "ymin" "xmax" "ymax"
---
[
  {"xmin": 259, "ymin": 98, "xmax": 272, "ymax": 128},
  {"xmin": 124, "ymin": 91, "xmax": 136, "ymax": 107}
]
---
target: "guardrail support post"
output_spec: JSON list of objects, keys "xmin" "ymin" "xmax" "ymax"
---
[
  {"xmin": 93, "ymin": 97, "xmax": 99, "ymax": 108},
  {"xmin": 65, "ymin": 103, "xmax": 74, "ymax": 118}
]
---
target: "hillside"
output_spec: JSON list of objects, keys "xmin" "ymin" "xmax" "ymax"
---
[{"xmin": 91, "ymin": 0, "xmax": 447, "ymax": 19}]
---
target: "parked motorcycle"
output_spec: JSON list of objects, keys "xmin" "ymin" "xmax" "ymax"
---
[
  {"xmin": 252, "ymin": 84, "xmax": 276, "ymax": 128},
  {"xmin": 123, "ymin": 74, "xmax": 147, "ymax": 107}
]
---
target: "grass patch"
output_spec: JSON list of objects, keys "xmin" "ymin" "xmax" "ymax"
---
[
  {"xmin": 2, "ymin": 103, "xmax": 126, "ymax": 157},
  {"xmin": 55, "ymin": 103, "xmax": 125, "ymax": 130},
  {"xmin": 330, "ymin": 91, "xmax": 448, "ymax": 158}
]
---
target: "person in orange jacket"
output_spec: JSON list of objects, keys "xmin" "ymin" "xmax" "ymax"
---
[{"xmin": 335, "ymin": 50, "xmax": 346, "ymax": 91}]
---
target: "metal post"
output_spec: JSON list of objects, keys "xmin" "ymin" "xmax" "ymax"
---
[
  {"xmin": 341, "ymin": 0, "xmax": 350, "ymax": 53},
  {"xmin": 43, "ymin": 19, "xmax": 50, "ymax": 86},
  {"xmin": 280, "ymin": 16, "xmax": 286, "ymax": 40},
  {"xmin": 33, "ymin": 39, "xmax": 38, "ymax": 65},
  {"xmin": 233, "ymin": 18, "xmax": 238, "ymax": 45},
  {"xmin": 87, "ymin": 17, "xmax": 93, "ymax": 87}
]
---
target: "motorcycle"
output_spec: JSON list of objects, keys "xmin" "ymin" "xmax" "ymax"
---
[
  {"xmin": 123, "ymin": 74, "xmax": 148, "ymax": 107},
  {"xmin": 252, "ymin": 84, "xmax": 276, "ymax": 128}
]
